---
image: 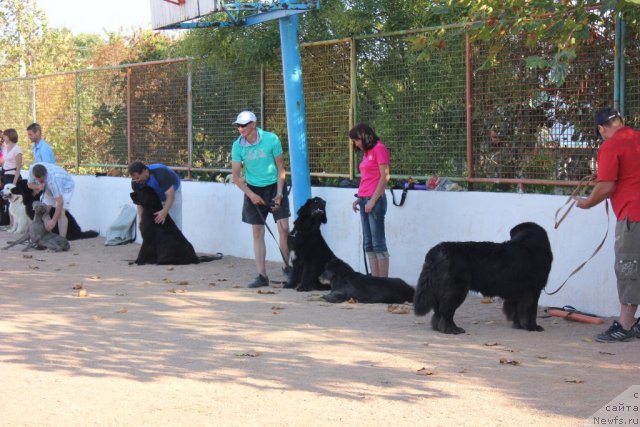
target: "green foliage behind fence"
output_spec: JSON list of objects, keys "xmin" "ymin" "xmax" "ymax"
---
[{"xmin": 1, "ymin": 19, "xmax": 637, "ymax": 189}]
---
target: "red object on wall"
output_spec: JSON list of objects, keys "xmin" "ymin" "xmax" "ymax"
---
[{"xmin": 163, "ymin": 0, "xmax": 185, "ymax": 5}]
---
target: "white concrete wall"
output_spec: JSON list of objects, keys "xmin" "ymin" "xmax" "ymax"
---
[{"xmin": 69, "ymin": 175, "xmax": 619, "ymax": 317}]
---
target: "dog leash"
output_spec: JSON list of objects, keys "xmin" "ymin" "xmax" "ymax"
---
[
  {"xmin": 546, "ymin": 174, "xmax": 610, "ymax": 296},
  {"xmin": 253, "ymin": 202, "xmax": 290, "ymax": 268},
  {"xmin": 554, "ymin": 173, "xmax": 595, "ymax": 229}
]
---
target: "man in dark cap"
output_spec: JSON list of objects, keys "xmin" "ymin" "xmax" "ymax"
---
[{"xmin": 574, "ymin": 107, "xmax": 640, "ymax": 342}]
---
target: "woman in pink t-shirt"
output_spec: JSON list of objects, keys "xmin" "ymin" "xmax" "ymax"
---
[{"xmin": 349, "ymin": 123, "xmax": 391, "ymax": 277}]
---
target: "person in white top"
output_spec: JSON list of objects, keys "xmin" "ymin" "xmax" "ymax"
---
[
  {"xmin": 1, "ymin": 128, "xmax": 23, "ymax": 186},
  {"xmin": 27, "ymin": 162, "xmax": 75, "ymax": 237}
]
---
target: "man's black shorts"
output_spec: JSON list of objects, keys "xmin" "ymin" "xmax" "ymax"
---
[{"xmin": 242, "ymin": 182, "xmax": 291, "ymax": 225}]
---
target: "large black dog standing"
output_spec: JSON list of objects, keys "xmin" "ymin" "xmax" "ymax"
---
[
  {"xmin": 320, "ymin": 258, "xmax": 415, "ymax": 304},
  {"xmin": 285, "ymin": 197, "xmax": 334, "ymax": 292},
  {"xmin": 130, "ymin": 186, "xmax": 222, "ymax": 265},
  {"xmin": 414, "ymin": 222, "xmax": 553, "ymax": 334},
  {"xmin": 11, "ymin": 180, "xmax": 98, "ymax": 240}
]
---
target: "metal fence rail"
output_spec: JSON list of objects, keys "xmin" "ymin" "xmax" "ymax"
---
[{"xmin": 0, "ymin": 16, "xmax": 635, "ymax": 189}]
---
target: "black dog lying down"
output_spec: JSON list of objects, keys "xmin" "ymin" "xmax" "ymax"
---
[
  {"xmin": 11, "ymin": 180, "xmax": 98, "ymax": 240},
  {"xmin": 414, "ymin": 222, "xmax": 553, "ymax": 334},
  {"xmin": 130, "ymin": 186, "xmax": 222, "ymax": 265},
  {"xmin": 285, "ymin": 197, "xmax": 333, "ymax": 292},
  {"xmin": 320, "ymin": 258, "xmax": 415, "ymax": 304}
]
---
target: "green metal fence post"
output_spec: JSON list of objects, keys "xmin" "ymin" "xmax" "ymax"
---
[
  {"xmin": 187, "ymin": 59, "xmax": 193, "ymax": 179},
  {"xmin": 75, "ymin": 71, "xmax": 81, "ymax": 173},
  {"xmin": 349, "ymin": 36, "xmax": 356, "ymax": 181}
]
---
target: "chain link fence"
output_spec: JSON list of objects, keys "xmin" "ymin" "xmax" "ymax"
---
[{"xmin": 0, "ymin": 17, "xmax": 636, "ymax": 189}]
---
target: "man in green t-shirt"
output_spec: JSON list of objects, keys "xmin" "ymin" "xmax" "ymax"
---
[{"xmin": 231, "ymin": 110, "xmax": 291, "ymax": 288}]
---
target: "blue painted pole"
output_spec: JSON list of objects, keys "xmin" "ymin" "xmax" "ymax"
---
[{"xmin": 279, "ymin": 14, "xmax": 311, "ymax": 216}]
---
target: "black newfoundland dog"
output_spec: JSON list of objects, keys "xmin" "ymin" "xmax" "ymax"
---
[
  {"xmin": 130, "ymin": 186, "xmax": 222, "ymax": 265},
  {"xmin": 11, "ymin": 180, "xmax": 98, "ymax": 240},
  {"xmin": 414, "ymin": 222, "xmax": 553, "ymax": 334},
  {"xmin": 285, "ymin": 197, "xmax": 334, "ymax": 292},
  {"xmin": 320, "ymin": 258, "xmax": 415, "ymax": 304}
]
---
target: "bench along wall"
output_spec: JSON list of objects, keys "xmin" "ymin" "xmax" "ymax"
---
[{"xmin": 70, "ymin": 175, "xmax": 618, "ymax": 317}]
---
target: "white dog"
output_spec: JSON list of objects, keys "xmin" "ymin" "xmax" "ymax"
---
[{"xmin": 1, "ymin": 183, "xmax": 31, "ymax": 234}]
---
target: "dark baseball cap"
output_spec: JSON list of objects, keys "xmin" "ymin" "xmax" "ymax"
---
[{"xmin": 595, "ymin": 107, "xmax": 622, "ymax": 128}]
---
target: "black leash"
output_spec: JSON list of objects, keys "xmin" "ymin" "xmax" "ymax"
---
[
  {"xmin": 389, "ymin": 187, "xmax": 409, "ymax": 207},
  {"xmin": 253, "ymin": 203, "xmax": 290, "ymax": 268}
]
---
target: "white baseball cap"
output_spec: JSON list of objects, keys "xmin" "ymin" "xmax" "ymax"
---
[{"xmin": 233, "ymin": 110, "xmax": 257, "ymax": 125}]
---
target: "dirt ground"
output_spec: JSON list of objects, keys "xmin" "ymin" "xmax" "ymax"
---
[{"xmin": 0, "ymin": 231, "xmax": 637, "ymax": 426}]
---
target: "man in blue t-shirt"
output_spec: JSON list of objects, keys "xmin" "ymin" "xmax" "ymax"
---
[
  {"xmin": 128, "ymin": 161, "xmax": 182, "ymax": 230},
  {"xmin": 27, "ymin": 123, "xmax": 56, "ymax": 164},
  {"xmin": 231, "ymin": 110, "xmax": 291, "ymax": 288}
]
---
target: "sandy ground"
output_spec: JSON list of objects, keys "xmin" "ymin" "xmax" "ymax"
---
[{"xmin": 0, "ymin": 230, "xmax": 638, "ymax": 427}]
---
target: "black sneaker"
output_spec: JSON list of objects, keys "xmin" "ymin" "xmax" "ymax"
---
[
  {"xmin": 633, "ymin": 318, "xmax": 640, "ymax": 339},
  {"xmin": 248, "ymin": 274, "xmax": 269, "ymax": 288},
  {"xmin": 594, "ymin": 321, "xmax": 636, "ymax": 343}
]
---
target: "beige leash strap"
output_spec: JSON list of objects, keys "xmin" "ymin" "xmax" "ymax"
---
[
  {"xmin": 554, "ymin": 173, "xmax": 596, "ymax": 230},
  {"xmin": 547, "ymin": 194, "xmax": 610, "ymax": 296}
]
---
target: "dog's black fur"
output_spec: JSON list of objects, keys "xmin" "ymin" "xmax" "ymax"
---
[
  {"xmin": 285, "ymin": 197, "xmax": 334, "ymax": 292},
  {"xmin": 414, "ymin": 222, "xmax": 553, "ymax": 334},
  {"xmin": 130, "ymin": 186, "xmax": 221, "ymax": 265},
  {"xmin": 320, "ymin": 258, "xmax": 415, "ymax": 304},
  {"xmin": 11, "ymin": 180, "xmax": 98, "ymax": 240}
]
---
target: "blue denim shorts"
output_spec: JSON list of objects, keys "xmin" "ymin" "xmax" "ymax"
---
[{"xmin": 358, "ymin": 194, "xmax": 389, "ymax": 257}]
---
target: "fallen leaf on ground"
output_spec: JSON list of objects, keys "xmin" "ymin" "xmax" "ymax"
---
[
  {"xmin": 347, "ymin": 298, "xmax": 358, "ymax": 304},
  {"xmin": 217, "ymin": 278, "xmax": 228, "ymax": 282},
  {"xmin": 307, "ymin": 295, "xmax": 324, "ymax": 302},
  {"xmin": 168, "ymin": 288, "xmax": 186, "ymax": 294},
  {"xmin": 581, "ymin": 336, "xmax": 593, "ymax": 343},
  {"xmin": 208, "ymin": 283, "xmax": 216, "ymax": 287},
  {"xmin": 499, "ymin": 358, "xmax": 521, "ymax": 366},
  {"xmin": 166, "ymin": 267, "xmax": 174, "ymax": 271},
  {"xmin": 599, "ymin": 351, "xmax": 615, "ymax": 356},
  {"xmin": 536, "ymin": 355, "xmax": 548, "ymax": 359},
  {"xmin": 72, "ymin": 284, "xmax": 84, "ymax": 290},
  {"xmin": 115, "ymin": 292, "xmax": 127, "ymax": 296},
  {"xmin": 484, "ymin": 342, "xmax": 500, "ymax": 347},
  {"xmin": 176, "ymin": 281, "xmax": 189, "ymax": 286},
  {"xmin": 77, "ymin": 289, "xmax": 88, "ymax": 297},
  {"xmin": 35, "ymin": 259, "xmax": 45, "ymax": 262},
  {"xmin": 387, "ymin": 304, "xmax": 411, "ymax": 314},
  {"xmin": 88, "ymin": 275, "xmax": 100, "ymax": 279},
  {"xmin": 564, "ymin": 378, "xmax": 584, "ymax": 383},
  {"xmin": 22, "ymin": 255, "xmax": 33, "ymax": 259},
  {"xmin": 416, "ymin": 367, "xmax": 435, "ymax": 376},
  {"xmin": 77, "ymin": 346, "xmax": 90, "ymax": 352},
  {"xmin": 115, "ymin": 307, "xmax": 128, "ymax": 314},
  {"xmin": 271, "ymin": 306, "xmax": 284, "ymax": 310},
  {"xmin": 257, "ymin": 289, "xmax": 276, "ymax": 294},
  {"xmin": 236, "ymin": 351, "xmax": 260, "ymax": 357},
  {"xmin": 28, "ymin": 265, "xmax": 39, "ymax": 270}
]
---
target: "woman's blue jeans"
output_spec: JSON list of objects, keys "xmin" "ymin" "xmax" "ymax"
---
[{"xmin": 358, "ymin": 194, "xmax": 389, "ymax": 258}]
